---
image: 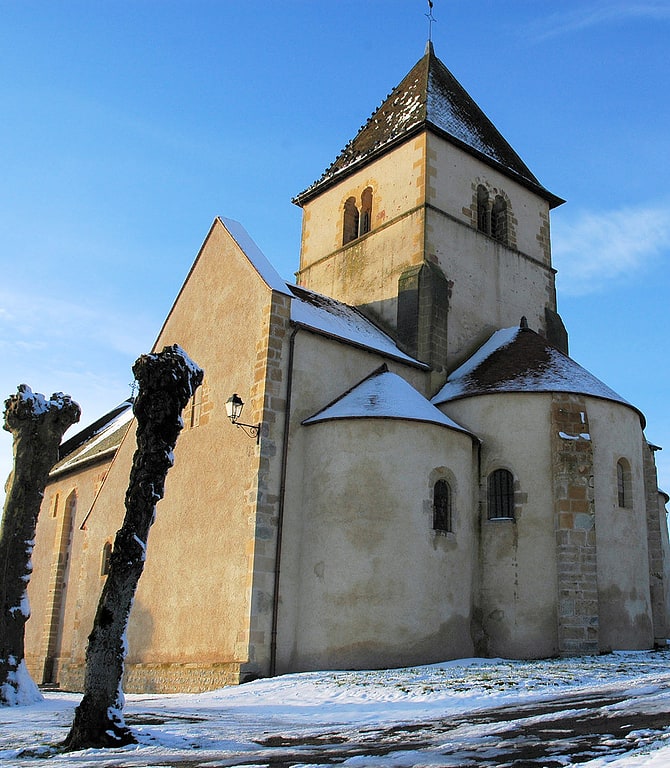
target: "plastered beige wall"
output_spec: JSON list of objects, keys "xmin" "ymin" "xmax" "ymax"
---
[
  {"xmin": 427, "ymin": 210, "xmax": 556, "ymax": 369},
  {"xmin": 587, "ymin": 398, "xmax": 653, "ymax": 650},
  {"xmin": 49, "ymin": 219, "xmax": 287, "ymax": 691},
  {"xmin": 277, "ymin": 416, "xmax": 476, "ymax": 672},
  {"xmin": 425, "ymin": 133, "xmax": 553, "ymax": 264},
  {"xmin": 444, "ymin": 393, "xmax": 559, "ymax": 658},
  {"xmin": 286, "ymin": 330, "xmax": 429, "ymax": 426},
  {"xmin": 298, "ymin": 136, "xmax": 426, "ymax": 273},
  {"xmin": 25, "ymin": 459, "xmax": 112, "ymax": 685}
]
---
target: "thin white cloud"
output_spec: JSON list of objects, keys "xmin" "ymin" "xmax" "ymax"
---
[
  {"xmin": 551, "ymin": 203, "xmax": 670, "ymax": 296},
  {"xmin": 0, "ymin": 288, "xmax": 156, "ymax": 358},
  {"xmin": 529, "ymin": 2, "xmax": 670, "ymax": 41}
]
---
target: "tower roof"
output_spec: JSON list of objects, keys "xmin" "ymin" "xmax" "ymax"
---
[{"xmin": 295, "ymin": 43, "xmax": 563, "ymax": 208}]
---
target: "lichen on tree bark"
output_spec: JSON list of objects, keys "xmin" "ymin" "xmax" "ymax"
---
[
  {"xmin": 63, "ymin": 344, "xmax": 203, "ymax": 750},
  {"xmin": 0, "ymin": 386, "xmax": 81, "ymax": 706}
]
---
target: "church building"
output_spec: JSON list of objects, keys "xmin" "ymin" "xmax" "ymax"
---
[{"xmin": 24, "ymin": 43, "xmax": 670, "ymax": 693}]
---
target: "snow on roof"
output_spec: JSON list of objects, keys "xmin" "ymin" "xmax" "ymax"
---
[
  {"xmin": 432, "ymin": 326, "xmax": 642, "ymax": 423},
  {"xmin": 217, "ymin": 220, "xmax": 420, "ymax": 368},
  {"xmin": 219, "ymin": 217, "xmax": 292, "ymax": 297},
  {"xmin": 295, "ymin": 43, "xmax": 562, "ymax": 208},
  {"xmin": 303, "ymin": 366, "xmax": 474, "ymax": 437},
  {"xmin": 51, "ymin": 403, "xmax": 134, "ymax": 477},
  {"xmin": 289, "ymin": 285, "xmax": 427, "ymax": 368}
]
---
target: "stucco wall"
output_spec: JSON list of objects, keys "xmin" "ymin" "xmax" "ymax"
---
[
  {"xmin": 298, "ymin": 136, "xmax": 426, "ymax": 272},
  {"xmin": 51, "ymin": 219, "xmax": 287, "ymax": 692},
  {"xmin": 587, "ymin": 398, "xmax": 653, "ymax": 650},
  {"xmin": 25, "ymin": 459, "xmax": 112, "ymax": 686},
  {"xmin": 426, "ymin": 209, "xmax": 556, "ymax": 369},
  {"xmin": 274, "ymin": 329, "xmax": 473, "ymax": 672},
  {"xmin": 425, "ymin": 133, "xmax": 553, "ymax": 265},
  {"xmin": 444, "ymin": 393, "xmax": 559, "ymax": 659},
  {"xmin": 278, "ymin": 416, "xmax": 476, "ymax": 672}
]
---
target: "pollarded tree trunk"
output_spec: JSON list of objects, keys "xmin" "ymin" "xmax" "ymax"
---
[
  {"xmin": 0, "ymin": 386, "xmax": 81, "ymax": 706},
  {"xmin": 63, "ymin": 344, "xmax": 203, "ymax": 750}
]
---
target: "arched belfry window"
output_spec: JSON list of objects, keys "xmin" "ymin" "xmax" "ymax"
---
[
  {"xmin": 488, "ymin": 469, "xmax": 515, "ymax": 519},
  {"xmin": 491, "ymin": 195, "xmax": 508, "ymax": 243},
  {"xmin": 477, "ymin": 185, "xmax": 489, "ymax": 234},
  {"xmin": 433, "ymin": 479, "xmax": 452, "ymax": 532},
  {"xmin": 343, "ymin": 197, "xmax": 359, "ymax": 245},
  {"xmin": 360, "ymin": 187, "xmax": 373, "ymax": 237},
  {"xmin": 617, "ymin": 458, "xmax": 632, "ymax": 508}
]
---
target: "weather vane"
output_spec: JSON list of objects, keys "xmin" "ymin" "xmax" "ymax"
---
[{"xmin": 426, "ymin": 0, "xmax": 437, "ymax": 42}]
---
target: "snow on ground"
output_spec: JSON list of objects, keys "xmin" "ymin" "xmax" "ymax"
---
[{"xmin": 3, "ymin": 651, "xmax": 670, "ymax": 766}]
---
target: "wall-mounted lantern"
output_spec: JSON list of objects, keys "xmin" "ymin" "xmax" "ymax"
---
[{"xmin": 225, "ymin": 394, "xmax": 260, "ymax": 443}]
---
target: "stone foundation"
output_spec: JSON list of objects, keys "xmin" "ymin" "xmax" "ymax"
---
[{"xmin": 58, "ymin": 660, "xmax": 252, "ymax": 694}]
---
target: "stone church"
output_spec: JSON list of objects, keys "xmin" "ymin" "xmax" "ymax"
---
[{"xmin": 24, "ymin": 43, "xmax": 670, "ymax": 693}]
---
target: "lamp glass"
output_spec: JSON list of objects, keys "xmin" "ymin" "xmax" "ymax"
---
[{"xmin": 225, "ymin": 394, "xmax": 244, "ymax": 422}]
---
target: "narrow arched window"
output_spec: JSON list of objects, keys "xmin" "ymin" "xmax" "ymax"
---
[
  {"xmin": 617, "ymin": 458, "xmax": 632, "ymax": 508},
  {"xmin": 359, "ymin": 186, "xmax": 373, "ymax": 236},
  {"xmin": 491, "ymin": 195, "xmax": 507, "ymax": 243},
  {"xmin": 433, "ymin": 479, "xmax": 452, "ymax": 532},
  {"xmin": 477, "ymin": 185, "xmax": 489, "ymax": 234},
  {"xmin": 101, "ymin": 541, "xmax": 113, "ymax": 576},
  {"xmin": 343, "ymin": 197, "xmax": 359, "ymax": 245},
  {"xmin": 488, "ymin": 469, "xmax": 515, "ymax": 519}
]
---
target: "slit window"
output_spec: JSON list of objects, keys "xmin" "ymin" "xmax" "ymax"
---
[
  {"xmin": 617, "ymin": 458, "xmax": 632, "ymax": 508},
  {"xmin": 101, "ymin": 542, "xmax": 113, "ymax": 576}
]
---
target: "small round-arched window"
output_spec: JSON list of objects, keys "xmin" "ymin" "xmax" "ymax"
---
[
  {"xmin": 433, "ymin": 479, "xmax": 452, "ymax": 532},
  {"xmin": 488, "ymin": 469, "xmax": 515, "ymax": 519}
]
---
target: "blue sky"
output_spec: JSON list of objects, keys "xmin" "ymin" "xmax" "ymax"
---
[{"xmin": 1, "ymin": 1, "xmax": 669, "ymax": 501}]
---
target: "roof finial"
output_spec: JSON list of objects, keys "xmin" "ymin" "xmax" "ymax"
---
[{"xmin": 425, "ymin": 0, "xmax": 436, "ymax": 44}]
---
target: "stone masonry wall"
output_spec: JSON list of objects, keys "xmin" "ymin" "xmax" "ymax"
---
[
  {"xmin": 551, "ymin": 394, "xmax": 599, "ymax": 655},
  {"xmin": 60, "ymin": 661, "xmax": 244, "ymax": 694}
]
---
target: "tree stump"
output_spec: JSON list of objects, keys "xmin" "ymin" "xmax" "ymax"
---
[
  {"xmin": 0, "ymin": 386, "xmax": 81, "ymax": 706},
  {"xmin": 63, "ymin": 344, "xmax": 203, "ymax": 750}
]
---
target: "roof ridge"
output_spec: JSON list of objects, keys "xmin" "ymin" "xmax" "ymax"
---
[{"xmin": 295, "ymin": 46, "xmax": 562, "ymax": 208}]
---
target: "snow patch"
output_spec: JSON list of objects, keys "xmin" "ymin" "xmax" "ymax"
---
[
  {"xmin": 220, "ymin": 217, "xmax": 291, "ymax": 297},
  {"xmin": 290, "ymin": 288, "xmax": 424, "ymax": 367},
  {"xmin": 0, "ymin": 659, "xmax": 43, "ymax": 706},
  {"xmin": 303, "ymin": 369, "xmax": 472, "ymax": 436},
  {"xmin": 559, "ymin": 431, "xmax": 591, "ymax": 441}
]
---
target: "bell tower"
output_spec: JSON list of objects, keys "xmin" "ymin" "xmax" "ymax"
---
[{"xmin": 293, "ymin": 43, "xmax": 566, "ymax": 383}]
